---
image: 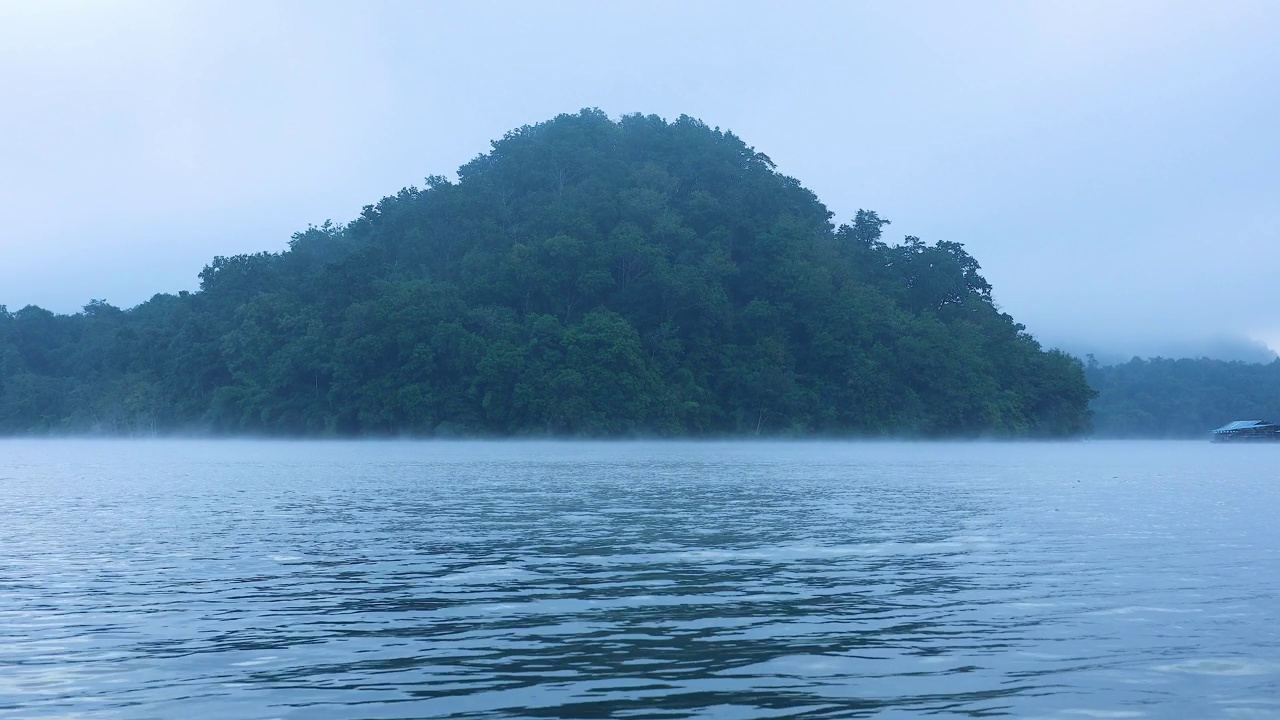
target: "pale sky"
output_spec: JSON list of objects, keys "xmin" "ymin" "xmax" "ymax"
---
[{"xmin": 2, "ymin": 0, "xmax": 1278, "ymax": 360}]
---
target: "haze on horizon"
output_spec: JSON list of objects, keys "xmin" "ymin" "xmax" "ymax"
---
[{"xmin": 2, "ymin": 0, "xmax": 1278, "ymax": 362}]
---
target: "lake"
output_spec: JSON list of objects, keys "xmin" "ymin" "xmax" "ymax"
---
[{"xmin": 1, "ymin": 440, "xmax": 1278, "ymax": 719}]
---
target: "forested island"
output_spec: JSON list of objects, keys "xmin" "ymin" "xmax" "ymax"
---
[
  {"xmin": 1087, "ymin": 357, "xmax": 1280, "ymax": 438},
  {"xmin": 0, "ymin": 110, "xmax": 1095, "ymax": 437}
]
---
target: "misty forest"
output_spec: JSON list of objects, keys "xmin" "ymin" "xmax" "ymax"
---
[
  {"xmin": 2, "ymin": 110, "xmax": 1118, "ymax": 438},
  {"xmin": 1086, "ymin": 357, "xmax": 1280, "ymax": 438}
]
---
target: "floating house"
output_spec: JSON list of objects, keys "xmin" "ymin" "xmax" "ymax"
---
[{"xmin": 1210, "ymin": 419, "xmax": 1280, "ymax": 442}]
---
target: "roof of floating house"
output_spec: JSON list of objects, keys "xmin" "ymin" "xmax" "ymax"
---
[{"xmin": 1212, "ymin": 420, "xmax": 1278, "ymax": 432}]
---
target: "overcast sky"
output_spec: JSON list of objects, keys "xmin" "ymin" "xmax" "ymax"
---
[{"xmin": 2, "ymin": 0, "xmax": 1278, "ymax": 361}]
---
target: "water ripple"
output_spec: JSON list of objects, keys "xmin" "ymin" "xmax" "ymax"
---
[{"xmin": 1, "ymin": 440, "xmax": 1278, "ymax": 719}]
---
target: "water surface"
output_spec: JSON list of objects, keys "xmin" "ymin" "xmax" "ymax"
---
[{"xmin": 2, "ymin": 440, "xmax": 1278, "ymax": 718}]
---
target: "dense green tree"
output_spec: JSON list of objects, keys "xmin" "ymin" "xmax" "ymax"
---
[{"xmin": 0, "ymin": 110, "xmax": 1095, "ymax": 437}]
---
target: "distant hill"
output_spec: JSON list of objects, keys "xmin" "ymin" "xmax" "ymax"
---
[
  {"xmin": 0, "ymin": 110, "xmax": 1094, "ymax": 437},
  {"xmin": 1086, "ymin": 356, "xmax": 1280, "ymax": 438},
  {"xmin": 1061, "ymin": 336, "xmax": 1278, "ymax": 366}
]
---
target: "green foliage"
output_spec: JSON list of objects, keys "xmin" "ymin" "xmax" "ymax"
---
[
  {"xmin": 0, "ymin": 110, "xmax": 1094, "ymax": 437},
  {"xmin": 1086, "ymin": 357, "xmax": 1280, "ymax": 437}
]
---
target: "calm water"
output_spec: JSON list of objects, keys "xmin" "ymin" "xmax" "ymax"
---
[{"xmin": 2, "ymin": 440, "xmax": 1279, "ymax": 719}]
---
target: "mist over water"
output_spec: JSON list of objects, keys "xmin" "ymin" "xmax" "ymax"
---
[{"xmin": 2, "ymin": 440, "xmax": 1278, "ymax": 718}]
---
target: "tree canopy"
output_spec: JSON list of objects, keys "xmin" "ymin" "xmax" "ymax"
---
[{"xmin": 0, "ymin": 110, "xmax": 1094, "ymax": 437}]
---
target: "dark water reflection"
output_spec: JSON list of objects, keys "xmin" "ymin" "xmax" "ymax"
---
[{"xmin": 2, "ymin": 441, "xmax": 1278, "ymax": 719}]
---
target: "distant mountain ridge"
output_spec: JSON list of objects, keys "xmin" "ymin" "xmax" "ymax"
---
[
  {"xmin": 0, "ymin": 110, "xmax": 1095, "ymax": 437},
  {"xmin": 1062, "ymin": 336, "xmax": 1278, "ymax": 367}
]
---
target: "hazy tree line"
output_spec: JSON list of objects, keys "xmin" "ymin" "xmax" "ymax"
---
[
  {"xmin": 0, "ymin": 110, "xmax": 1095, "ymax": 437},
  {"xmin": 1086, "ymin": 357, "xmax": 1280, "ymax": 438}
]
